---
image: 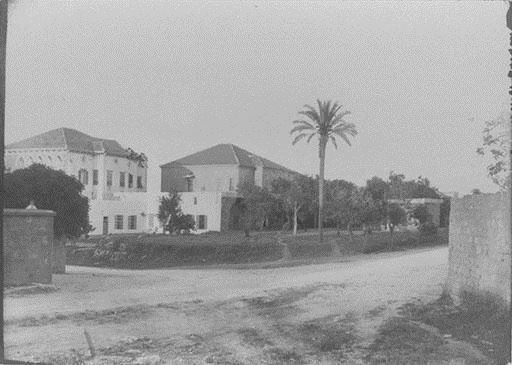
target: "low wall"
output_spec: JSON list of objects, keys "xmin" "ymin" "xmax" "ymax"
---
[
  {"xmin": 3, "ymin": 209, "xmax": 56, "ymax": 285},
  {"xmin": 446, "ymin": 192, "xmax": 510, "ymax": 305}
]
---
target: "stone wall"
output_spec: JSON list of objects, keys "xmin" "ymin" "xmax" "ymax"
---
[
  {"xmin": 3, "ymin": 209, "xmax": 56, "ymax": 285},
  {"xmin": 446, "ymin": 192, "xmax": 510, "ymax": 305}
]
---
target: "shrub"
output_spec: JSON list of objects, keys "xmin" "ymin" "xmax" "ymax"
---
[
  {"xmin": 419, "ymin": 222, "xmax": 437, "ymax": 236},
  {"xmin": 411, "ymin": 204, "xmax": 430, "ymax": 225},
  {"xmin": 158, "ymin": 192, "xmax": 195, "ymax": 234},
  {"xmin": 67, "ymin": 233, "xmax": 283, "ymax": 268}
]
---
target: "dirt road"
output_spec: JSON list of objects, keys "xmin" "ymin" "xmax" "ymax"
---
[{"xmin": 5, "ymin": 246, "xmax": 449, "ymax": 364}]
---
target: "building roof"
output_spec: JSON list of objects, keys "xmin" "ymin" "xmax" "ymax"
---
[
  {"xmin": 161, "ymin": 143, "xmax": 296, "ymax": 173},
  {"xmin": 6, "ymin": 128, "xmax": 130, "ymax": 158}
]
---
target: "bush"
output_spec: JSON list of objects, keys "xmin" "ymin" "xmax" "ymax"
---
[
  {"xmin": 67, "ymin": 233, "xmax": 283, "ymax": 268},
  {"xmin": 419, "ymin": 222, "xmax": 437, "ymax": 236},
  {"xmin": 158, "ymin": 193, "xmax": 195, "ymax": 234},
  {"xmin": 412, "ymin": 205, "xmax": 430, "ymax": 225}
]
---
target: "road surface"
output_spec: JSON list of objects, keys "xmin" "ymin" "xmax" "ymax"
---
[{"xmin": 5, "ymin": 246, "xmax": 448, "ymax": 363}]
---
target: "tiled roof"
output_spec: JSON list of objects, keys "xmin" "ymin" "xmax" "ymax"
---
[
  {"xmin": 6, "ymin": 128, "xmax": 130, "ymax": 158},
  {"xmin": 161, "ymin": 143, "xmax": 296, "ymax": 173}
]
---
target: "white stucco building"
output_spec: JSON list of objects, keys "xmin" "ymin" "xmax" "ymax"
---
[
  {"xmin": 5, "ymin": 128, "xmax": 155, "ymax": 234},
  {"xmin": 6, "ymin": 130, "xmax": 300, "ymax": 235},
  {"xmin": 160, "ymin": 144, "xmax": 299, "ymax": 233}
]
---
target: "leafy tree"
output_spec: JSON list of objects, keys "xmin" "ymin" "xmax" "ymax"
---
[
  {"xmin": 4, "ymin": 164, "xmax": 90, "ymax": 238},
  {"xmin": 157, "ymin": 192, "xmax": 195, "ymax": 234},
  {"xmin": 388, "ymin": 171, "xmax": 406, "ymax": 200},
  {"xmin": 411, "ymin": 204, "xmax": 430, "ymax": 225},
  {"xmin": 272, "ymin": 175, "xmax": 315, "ymax": 235},
  {"xmin": 238, "ymin": 182, "xmax": 277, "ymax": 237},
  {"xmin": 387, "ymin": 172, "xmax": 441, "ymax": 200},
  {"xmin": 387, "ymin": 203, "xmax": 406, "ymax": 233},
  {"xmin": 387, "ymin": 202, "xmax": 406, "ymax": 250},
  {"xmin": 324, "ymin": 179, "xmax": 357, "ymax": 234},
  {"xmin": 331, "ymin": 187, "xmax": 381, "ymax": 242},
  {"xmin": 290, "ymin": 99, "xmax": 357, "ymax": 242},
  {"xmin": 364, "ymin": 176, "xmax": 389, "ymax": 226},
  {"xmin": 476, "ymin": 111, "xmax": 511, "ymax": 190},
  {"xmin": 408, "ymin": 176, "xmax": 441, "ymax": 199},
  {"xmin": 365, "ymin": 176, "xmax": 389, "ymax": 202}
]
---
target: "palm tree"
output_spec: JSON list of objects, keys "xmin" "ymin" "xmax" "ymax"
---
[{"xmin": 291, "ymin": 99, "xmax": 357, "ymax": 242}]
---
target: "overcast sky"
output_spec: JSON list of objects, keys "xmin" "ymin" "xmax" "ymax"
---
[{"xmin": 5, "ymin": 1, "xmax": 510, "ymax": 194}]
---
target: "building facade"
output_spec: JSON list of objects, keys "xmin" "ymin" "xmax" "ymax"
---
[
  {"xmin": 6, "ymin": 132, "xmax": 300, "ymax": 235},
  {"xmin": 5, "ymin": 128, "xmax": 151, "ymax": 234},
  {"xmin": 160, "ymin": 144, "xmax": 299, "ymax": 232}
]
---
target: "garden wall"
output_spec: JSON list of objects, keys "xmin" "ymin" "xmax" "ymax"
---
[
  {"xmin": 3, "ymin": 208, "xmax": 56, "ymax": 285},
  {"xmin": 446, "ymin": 192, "xmax": 510, "ymax": 305}
]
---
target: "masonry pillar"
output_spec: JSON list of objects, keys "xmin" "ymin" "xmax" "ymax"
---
[{"xmin": 3, "ymin": 209, "xmax": 56, "ymax": 285}]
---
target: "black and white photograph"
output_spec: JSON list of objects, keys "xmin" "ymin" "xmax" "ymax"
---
[{"xmin": 1, "ymin": 1, "xmax": 511, "ymax": 364}]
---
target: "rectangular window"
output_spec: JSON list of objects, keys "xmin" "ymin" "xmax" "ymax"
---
[
  {"xmin": 229, "ymin": 178, "xmax": 233, "ymax": 191},
  {"xmin": 78, "ymin": 169, "xmax": 88, "ymax": 185},
  {"xmin": 137, "ymin": 176, "xmax": 143, "ymax": 189},
  {"xmin": 186, "ymin": 178, "xmax": 193, "ymax": 192},
  {"xmin": 107, "ymin": 170, "xmax": 113, "ymax": 186},
  {"xmin": 93, "ymin": 170, "xmax": 98, "ymax": 185},
  {"xmin": 115, "ymin": 215, "xmax": 123, "ymax": 230},
  {"xmin": 193, "ymin": 197, "xmax": 197, "ymax": 205},
  {"xmin": 128, "ymin": 174, "xmax": 133, "ymax": 188},
  {"xmin": 197, "ymin": 215, "xmax": 207, "ymax": 230},
  {"xmin": 128, "ymin": 215, "xmax": 137, "ymax": 230},
  {"xmin": 120, "ymin": 172, "xmax": 125, "ymax": 187}
]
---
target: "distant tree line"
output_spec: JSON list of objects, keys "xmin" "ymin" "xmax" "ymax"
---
[{"xmin": 236, "ymin": 170, "xmax": 449, "ymax": 237}]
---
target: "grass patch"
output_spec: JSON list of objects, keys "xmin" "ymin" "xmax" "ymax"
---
[
  {"xmin": 367, "ymin": 292, "xmax": 509, "ymax": 364},
  {"xmin": 365, "ymin": 317, "xmax": 445, "ymax": 364},
  {"xmin": 298, "ymin": 316, "xmax": 357, "ymax": 354},
  {"xmin": 398, "ymin": 292, "xmax": 510, "ymax": 365}
]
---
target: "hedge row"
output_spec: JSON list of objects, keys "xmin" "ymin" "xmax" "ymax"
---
[{"xmin": 67, "ymin": 228, "xmax": 449, "ymax": 269}]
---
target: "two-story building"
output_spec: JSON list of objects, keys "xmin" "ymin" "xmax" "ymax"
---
[
  {"xmin": 160, "ymin": 143, "xmax": 299, "ymax": 232},
  {"xmin": 5, "ymin": 128, "xmax": 155, "ymax": 234}
]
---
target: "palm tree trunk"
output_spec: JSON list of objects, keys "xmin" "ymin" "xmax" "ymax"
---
[
  {"xmin": 293, "ymin": 202, "xmax": 298, "ymax": 235},
  {"xmin": 318, "ymin": 138, "xmax": 327, "ymax": 243}
]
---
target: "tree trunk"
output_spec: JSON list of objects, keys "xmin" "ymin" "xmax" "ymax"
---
[
  {"xmin": 318, "ymin": 137, "xmax": 327, "ymax": 243},
  {"xmin": 348, "ymin": 222, "xmax": 353, "ymax": 243},
  {"xmin": 389, "ymin": 225, "xmax": 394, "ymax": 250},
  {"xmin": 293, "ymin": 202, "xmax": 298, "ymax": 235}
]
